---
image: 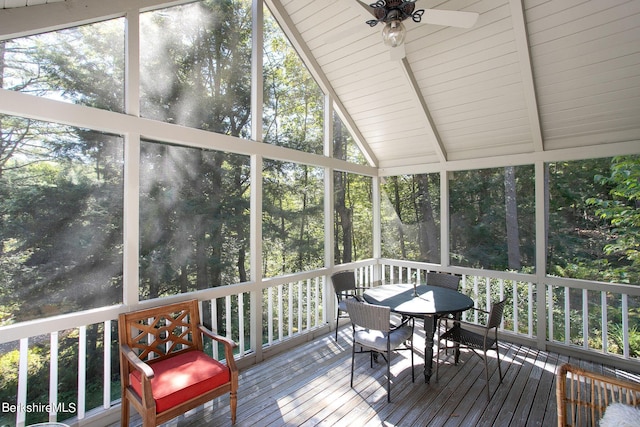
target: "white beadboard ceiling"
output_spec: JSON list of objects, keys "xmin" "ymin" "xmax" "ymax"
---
[
  {"xmin": 271, "ymin": 0, "xmax": 640, "ymax": 171},
  {"xmin": 2, "ymin": 0, "xmax": 640, "ymax": 173},
  {"xmin": 0, "ymin": 0, "xmax": 63, "ymax": 8}
]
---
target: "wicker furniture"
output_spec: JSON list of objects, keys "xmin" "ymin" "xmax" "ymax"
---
[
  {"xmin": 344, "ymin": 298, "xmax": 414, "ymax": 402},
  {"xmin": 426, "ymin": 272, "xmax": 461, "ymax": 290},
  {"xmin": 435, "ymin": 298, "xmax": 507, "ymax": 399},
  {"xmin": 330, "ymin": 270, "xmax": 366, "ymax": 341},
  {"xmin": 118, "ymin": 299, "xmax": 238, "ymax": 426},
  {"xmin": 427, "ymin": 272, "xmax": 462, "ymax": 338},
  {"xmin": 556, "ymin": 363, "xmax": 640, "ymax": 427},
  {"xmin": 364, "ymin": 283, "xmax": 474, "ymax": 383}
]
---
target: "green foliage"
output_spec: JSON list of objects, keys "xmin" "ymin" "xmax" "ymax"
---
[
  {"xmin": 262, "ymin": 161, "xmax": 324, "ymax": 277},
  {"xmin": 381, "ymin": 174, "xmax": 441, "ymax": 263},
  {"xmin": 539, "ymin": 156, "xmax": 640, "ymax": 283},
  {"xmin": 609, "ymin": 324, "xmax": 640, "ymax": 358},
  {"xmin": 587, "ymin": 156, "xmax": 640, "ymax": 283}
]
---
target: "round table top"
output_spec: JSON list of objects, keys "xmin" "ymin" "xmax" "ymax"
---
[{"xmin": 363, "ymin": 283, "xmax": 474, "ymax": 317}]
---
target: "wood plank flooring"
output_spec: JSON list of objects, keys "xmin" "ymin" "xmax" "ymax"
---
[{"xmin": 120, "ymin": 322, "xmax": 640, "ymax": 427}]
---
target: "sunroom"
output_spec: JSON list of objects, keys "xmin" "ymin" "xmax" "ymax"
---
[{"xmin": 1, "ymin": 0, "xmax": 639, "ymax": 426}]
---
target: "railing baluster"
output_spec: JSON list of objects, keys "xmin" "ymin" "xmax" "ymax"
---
[
  {"xmin": 78, "ymin": 325, "xmax": 86, "ymax": 420},
  {"xmin": 297, "ymin": 280, "xmax": 303, "ymax": 334},
  {"xmin": 288, "ymin": 283, "xmax": 293, "ymax": 337},
  {"xmin": 306, "ymin": 279, "xmax": 311, "ymax": 331},
  {"xmin": 238, "ymin": 293, "xmax": 245, "ymax": 356},
  {"xmin": 278, "ymin": 284, "xmax": 283, "ymax": 341},
  {"xmin": 528, "ymin": 282, "xmax": 533, "ymax": 337},
  {"xmin": 623, "ymin": 294, "xmax": 629, "ymax": 358},
  {"xmin": 315, "ymin": 277, "xmax": 320, "ymax": 326},
  {"xmin": 266, "ymin": 288, "xmax": 273, "ymax": 345},
  {"xmin": 564, "ymin": 286, "xmax": 571, "ymax": 345},
  {"xmin": 103, "ymin": 321, "xmax": 111, "ymax": 410},
  {"xmin": 512, "ymin": 280, "xmax": 518, "ymax": 334},
  {"xmin": 473, "ymin": 276, "xmax": 479, "ymax": 323},
  {"xmin": 212, "ymin": 298, "xmax": 219, "ymax": 359},
  {"xmin": 583, "ymin": 288, "xmax": 589, "ymax": 350},
  {"xmin": 601, "ymin": 291, "xmax": 608, "ymax": 354},
  {"xmin": 225, "ymin": 295, "xmax": 232, "ymax": 342},
  {"xmin": 548, "ymin": 284, "xmax": 554, "ymax": 344},
  {"xmin": 485, "ymin": 276, "xmax": 491, "ymax": 313},
  {"xmin": 17, "ymin": 338, "xmax": 28, "ymax": 427},
  {"xmin": 50, "ymin": 332, "xmax": 59, "ymax": 422},
  {"xmin": 498, "ymin": 279, "xmax": 505, "ymax": 330}
]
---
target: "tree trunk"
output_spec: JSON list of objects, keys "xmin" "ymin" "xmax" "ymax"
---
[
  {"xmin": 416, "ymin": 174, "xmax": 439, "ymax": 263},
  {"xmin": 297, "ymin": 166, "xmax": 309, "ymax": 270},
  {"xmin": 391, "ymin": 176, "xmax": 407, "ymax": 259},
  {"xmin": 335, "ymin": 170, "xmax": 353, "ymax": 263}
]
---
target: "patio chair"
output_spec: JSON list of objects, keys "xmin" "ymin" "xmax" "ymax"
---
[
  {"xmin": 331, "ymin": 270, "xmax": 366, "ymax": 341},
  {"xmin": 556, "ymin": 363, "xmax": 640, "ymax": 427},
  {"xmin": 427, "ymin": 272, "xmax": 462, "ymax": 339},
  {"xmin": 435, "ymin": 298, "xmax": 507, "ymax": 399},
  {"xmin": 427, "ymin": 272, "xmax": 461, "ymax": 290},
  {"xmin": 345, "ymin": 298, "xmax": 414, "ymax": 402},
  {"xmin": 118, "ymin": 299, "xmax": 238, "ymax": 427}
]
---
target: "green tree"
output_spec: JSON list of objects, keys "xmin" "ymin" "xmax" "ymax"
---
[
  {"xmin": 137, "ymin": 1, "xmax": 252, "ymax": 301},
  {"xmin": 588, "ymin": 155, "xmax": 640, "ymax": 283}
]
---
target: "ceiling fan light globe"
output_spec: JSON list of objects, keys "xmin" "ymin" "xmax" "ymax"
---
[{"xmin": 382, "ymin": 20, "xmax": 406, "ymax": 47}]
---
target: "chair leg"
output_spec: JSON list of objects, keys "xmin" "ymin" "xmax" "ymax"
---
[
  {"xmin": 350, "ymin": 341, "xmax": 356, "ymax": 388},
  {"xmin": 496, "ymin": 345, "xmax": 503, "ymax": 383},
  {"xmin": 230, "ymin": 390, "xmax": 237, "ymax": 424},
  {"xmin": 386, "ymin": 348, "xmax": 391, "ymax": 402},
  {"xmin": 484, "ymin": 353, "xmax": 491, "ymax": 400},
  {"xmin": 435, "ymin": 333, "xmax": 441, "ymax": 382},
  {"xmin": 335, "ymin": 310, "xmax": 340, "ymax": 341},
  {"xmin": 410, "ymin": 334, "xmax": 415, "ymax": 383},
  {"xmin": 121, "ymin": 398, "xmax": 130, "ymax": 427}
]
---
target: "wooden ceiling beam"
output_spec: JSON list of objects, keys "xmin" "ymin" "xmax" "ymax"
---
[
  {"xmin": 398, "ymin": 56, "xmax": 447, "ymax": 163},
  {"xmin": 509, "ymin": 0, "xmax": 544, "ymax": 153}
]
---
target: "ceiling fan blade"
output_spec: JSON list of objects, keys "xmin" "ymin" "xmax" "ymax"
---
[
  {"xmin": 422, "ymin": 9, "xmax": 479, "ymax": 28},
  {"xmin": 355, "ymin": 0, "xmax": 377, "ymax": 17}
]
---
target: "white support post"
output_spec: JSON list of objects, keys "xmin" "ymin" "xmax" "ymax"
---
[
  {"xmin": 250, "ymin": 0, "xmax": 265, "ymax": 360},
  {"xmin": 324, "ymin": 95, "xmax": 336, "ymax": 330},
  {"xmin": 372, "ymin": 176, "xmax": 382, "ymax": 285},
  {"xmin": 123, "ymin": 9, "xmax": 141, "ymax": 307},
  {"xmin": 440, "ymin": 170, "xmax": 450, "ymax": 267},
  {"xmin": 535, "ymin": 160, "xmax": 547, "ymax": 349}
]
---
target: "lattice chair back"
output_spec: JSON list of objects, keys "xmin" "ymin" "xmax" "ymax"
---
[{"xmin": 123, "ymin": 302, "xmax": 202, "ymax": 362}]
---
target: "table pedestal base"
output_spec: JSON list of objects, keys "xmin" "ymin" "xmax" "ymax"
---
[{"xmin": 423, "ymin": 315, "xmax": 436, "ymax": 383}]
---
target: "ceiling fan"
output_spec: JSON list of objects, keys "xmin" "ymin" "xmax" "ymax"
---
[{"xmin": 355, "ymin": 0, "xmax": 479, "ymax": 48}]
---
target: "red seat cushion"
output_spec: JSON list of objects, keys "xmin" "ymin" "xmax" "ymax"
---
[{"xmin": 129, "ymin": 350, "xmax": 230, "ymax": 413}]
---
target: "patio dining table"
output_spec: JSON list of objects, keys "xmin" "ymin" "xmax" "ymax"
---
[{"xmin": 363, "ymin": 283, "xmax": 474, "ymax": 383}]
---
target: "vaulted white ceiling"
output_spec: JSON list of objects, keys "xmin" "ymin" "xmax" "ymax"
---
[
  {"xmin": 269, "ymin": 0, "xmax": 640, "ymax": 173},
  {"xmin": 2, "ymin": 0, "xmax": 640, "ymax": 174}
]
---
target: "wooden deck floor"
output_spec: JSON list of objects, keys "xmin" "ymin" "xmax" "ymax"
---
[{"xmin": 121, "ymin": 322, "xmax": 640, "ymax": 427}]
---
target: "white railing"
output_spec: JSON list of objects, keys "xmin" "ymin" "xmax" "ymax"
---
[
  {"xmin": 262, "ymin": 275, "xmax": 326, "ymax": 347},
  {"xmin": 545, "ymin": 276, "xmax": 640, "ymax": 360},
  {"xmin": 378, "ymin": 259, "xmax": 537, "ymax": 338},
  {"xmin": 377, "ymin": 258, "xmax": 640, "ymax": 366},
  {"xmin": 1, "ymin": 260, "xmax": 639, "ymax": 426},
  {"xmin": 0, "ymin": 271, "xmax": 329, "ymax": 427}
]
